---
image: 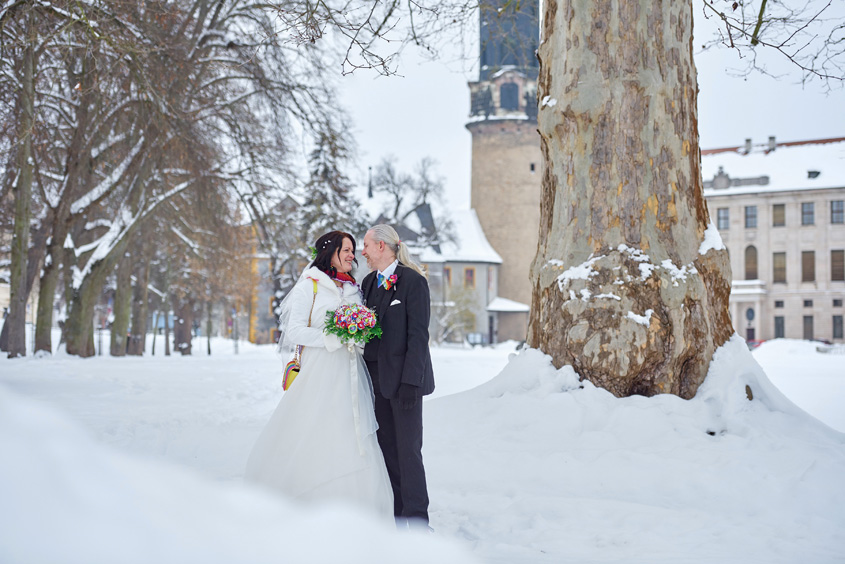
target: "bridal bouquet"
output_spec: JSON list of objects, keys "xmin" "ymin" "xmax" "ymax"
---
[{"xmin": 324, "ymin": 304, "xmax": 382, "ymax": 345}]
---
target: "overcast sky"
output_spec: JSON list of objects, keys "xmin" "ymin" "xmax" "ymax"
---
[{"xmin": 335, "ymin": 4, "xmax": 845, "ymax": 211}]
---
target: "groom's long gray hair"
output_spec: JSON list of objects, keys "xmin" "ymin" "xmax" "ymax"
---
[{"xmin": 369, "ymin": 224, "xmax": 426, "ymax": 277}]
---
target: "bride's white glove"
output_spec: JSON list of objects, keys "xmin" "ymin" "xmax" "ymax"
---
[{"xmin": 323, "ymin": 333, "xmax": 343, "ymax": 352}]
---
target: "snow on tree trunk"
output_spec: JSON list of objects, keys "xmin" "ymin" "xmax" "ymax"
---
[
  {"xmin": 6, "ymin": 25, "xmax": 35, "ymax": 358},
  {"xmin": 528, "ymin": 0, "xmax": 733, "ymax": 399}
]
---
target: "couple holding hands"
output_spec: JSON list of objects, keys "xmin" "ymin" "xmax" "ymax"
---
[{"xmin": 245, "ymin": 224, "xmax": 435, "ymax": 531}]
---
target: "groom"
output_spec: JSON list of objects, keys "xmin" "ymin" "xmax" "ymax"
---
[{"xmin": 361, "ymin": 225, "xmax": 435, "ymax": 529}]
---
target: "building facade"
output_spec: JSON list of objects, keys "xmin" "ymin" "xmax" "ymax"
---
[{"xmin": 702, "ymin": 137, "xmax": 845, "ymax": 343}]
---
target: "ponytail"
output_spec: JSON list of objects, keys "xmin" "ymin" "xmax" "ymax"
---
[{"xmin": 369, "ymin": 224, "xmax": 426, "ymax": 277}]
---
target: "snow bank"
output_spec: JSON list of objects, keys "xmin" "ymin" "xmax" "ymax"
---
[
  {"xmin": 0, "ymin": 388, "xmax": 475, "ymax": 564},
  {"xmin": 425, "ymin": 336, "xmax": 845, "ymax": 563}
]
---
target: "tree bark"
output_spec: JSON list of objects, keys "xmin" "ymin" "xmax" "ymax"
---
[
  {"xmin": 2, "ymin": 222, "xmax": 48, "ymax": 352},
  {"xmin": 64, "ymin": 256, "xmax": 113, "ymax": 358},
  {"xmin": 37, "ymin": 51, "xmax": 97, "ymax": 356},
  {"xmin": 34, "ymin": 226, "xmax": 63, "ymax": 355},
  {"xmin": 206, "ymin": 300, "xmax": 212, "ymax": 355},
  {"xmin": 172, "ymin": 296, "xmax": 194, "ymax": 356},
  {"xmin": 109, "ymin": 253, "xmax": 133, "ymax": 356},
  {"xmin": 151, "ymin": 310, "xmax": 159, "ymax": 356},
  {"xmin": 529, "ymin": 0, "xmax": 733, "ymax": 399},
  {"xmin": 127, "ymin": 257, "xmax": 151, "ymax": 356},
  {"xmin": 6, "ymin": 18, "xmax": 36, "ymax": 358},
  {"xmin": 164, "ymin": 306, "xmax": 171, "ymax": 356}
]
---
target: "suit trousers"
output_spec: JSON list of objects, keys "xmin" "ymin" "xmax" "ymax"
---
[{"xmin": 366, "ymin": 360, "xmax": 429, "ymax": 523}]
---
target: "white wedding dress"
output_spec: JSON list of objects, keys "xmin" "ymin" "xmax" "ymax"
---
[{"xmin": 244, "ymin": 266, "xmax": 393, "ymax": 520}]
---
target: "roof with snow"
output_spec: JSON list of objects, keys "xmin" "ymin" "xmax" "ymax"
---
[
  {"xmin": 486, "ymin": 296, "xmax": 530, "ymax": 313},
  {"xmin": 418, "ymin": 209, "xmax": 503, "ymax": 265},
  {"xmin": 701, "ymin": 137, "xmax": 845, "ymax": 197}
]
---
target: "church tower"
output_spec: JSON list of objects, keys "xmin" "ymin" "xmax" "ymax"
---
[{"xmin": 467, "ymin": 0, "xmax": 541, "ymax": 340}]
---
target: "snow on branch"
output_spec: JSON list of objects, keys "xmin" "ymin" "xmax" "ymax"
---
[
  {"xmin": 70, "ymin": 135, "xmax": 144, "ymax": 215},
  {"xmin": 171, "ymin": 226, "xmax": 200, "ymax": 253}
]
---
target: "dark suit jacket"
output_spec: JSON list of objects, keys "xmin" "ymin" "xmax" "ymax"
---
[{"xmin": 362, "ymin": 263, "xmax": 435, "ymax": 399}]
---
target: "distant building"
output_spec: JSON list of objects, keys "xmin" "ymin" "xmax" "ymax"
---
[
  {"xmin": 465, "ymin": 0, "xmax": 540, "ymax": 340},
  {"xmin": 419, "ymin": 209, "xmax": 529, "ymax": 345},
  {"xmin": 702, "ymin": 137, "xmax": 845, "ymax": 343}
]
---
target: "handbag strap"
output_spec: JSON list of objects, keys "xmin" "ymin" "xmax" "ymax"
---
[{"xmin": 294, "ymin": 278, "xmax": 319, "ymax": 364}]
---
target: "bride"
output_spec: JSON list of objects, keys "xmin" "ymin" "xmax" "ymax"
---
[{"xmin": 244, "ymin": 231, "xmax": 393, "ymax": 519}]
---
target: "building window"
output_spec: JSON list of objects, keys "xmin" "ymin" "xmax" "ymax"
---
[
  {"xmin": 745, "ymin": 245, "xmax": 758, "ymax": 280},
  {"xmin": 802, "ymin": 251, "xmax": 815, "ymax": 282},
  {"xmin": 772, "ymin": 252, "xmax": 787, "ymax": 283},
  {"xmin": 804, "ymin": 300, "xmax": 813, "ymax": 308},
  {"xmin": 500, "ymin": 82, "xmax": 519, "ymax": 110},
  {"xmin": 832, "ymin": 250, "xmax": 844, "ymax": 281},
  {"xmin": 464, "ymin": 267, "xmax": 475, "ymax": 288},
  {"xmin": 745, "ymin": 205, "xmax": 757, "ymax": 228},
  {"xmin": 530, "ymin": 163, "xmax": 536, "ymax": 173},
  {"xmin": 772, "ymin": 204, "xmax": 785, "ymax": 227},
  {"xmin": 774, "ymin": 316, "xmax": 785, "ymax": 339},
  {"xmin": 802, "ymin": 202, "xmax": 815, "ymax": 225},
  {"xmin": 803, "ymin": 316, "xmax": 814, "ymax": 340},
  {"xmin": 717, "ymin": 208, "xmax": 729, "ymax": 230},
  {"xmin": 775, "ymin": 300, "xmax": 784, "ymax": 308},
  {"xmin": 835, "ymin": 299, "xmax": 843, "ymax": 307},
  {"xmin": 832, "ymin": 200, "xmax": 844, "ymax": 224},
  {"xmin": 443, "ymin": 266, "xmax": 451, "ymax": 287},
  {"xmin": 835, "ymin": 315, "xmax": 844, "ymax": 339}
]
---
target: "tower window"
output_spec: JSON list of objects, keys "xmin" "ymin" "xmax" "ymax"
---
[
  {"xmin": 500, "ymin": 82, "xmax": 519, "ymax": 110},
  {"xmin": 530, "ymin": 163, "xmax": 536, "ymax": 173}
]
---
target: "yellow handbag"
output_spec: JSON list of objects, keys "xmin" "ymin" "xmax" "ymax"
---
[{"xmin": 282, "ymin": 279, "xmax": 318, "ymax": 390}]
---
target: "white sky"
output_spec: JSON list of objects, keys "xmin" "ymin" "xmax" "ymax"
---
[{"xmin": 336, "ymin": 3, "xmax": 845, "ymax": 211}]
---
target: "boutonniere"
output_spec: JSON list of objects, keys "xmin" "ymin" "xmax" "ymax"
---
[{"xmin": 383, "ymin": 274, "xmax": 398, "ymax": 291}]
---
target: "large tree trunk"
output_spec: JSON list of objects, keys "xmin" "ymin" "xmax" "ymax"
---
[
  {"xmin": 6, "ymin": 21, "xmax": 35, "ymax": 358},
  {"xmin": 38, "ymin": 53, "xmax": 96, "ymax": 356},
  {"xmin": 34, "ymin": 226, "xmax": 64, "ymax": 355},
  {"xmin": 127, "ymin": 257, "xmax": 151, "ymax": 356},
  {"xmin": 164, "ymin": 306, "xmax": 171, "ymax": 356},
  {"xmin": 206, "ymin": 300, "xmax": 213, "ymax": 355},
  {"xmin": 172, "ymin": 296, "xmax": 194, "ymax": 356},
  {"xmin": 529, "ymin": 0, "xmax": 733, "ymax": 399},
  {"xmin": 2, "ymin": 223, "xmax": 48, "ymax": 352},
  {"xmin": 109, "ymin": 253, "xmax": 133, "ymax": 356},
  {"xmin": 64, "ymin": 259, "xmax": 111, "ymax": 358}
]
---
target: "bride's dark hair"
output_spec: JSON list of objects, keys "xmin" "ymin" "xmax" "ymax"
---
[{"xmin": 313, "ymin": 231, "xmax": 357, "ymax": 280}]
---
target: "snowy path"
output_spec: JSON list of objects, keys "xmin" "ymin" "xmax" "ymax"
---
[{"xmin": 1, "ymin": 335, "xmax": 844, "ymax": 563}]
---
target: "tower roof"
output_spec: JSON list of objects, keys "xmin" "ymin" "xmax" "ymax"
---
[{"xmin": 479, "ymin": 0, "xmax": 539, "ymax": 81}]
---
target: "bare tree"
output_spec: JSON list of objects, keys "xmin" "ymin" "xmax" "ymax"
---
[
  {"xmin": 432, "ymin": 285, "xmax": 478, "ymax": 344},
  {"xmin": 701, "ymin": 0, "xmax": 845, "ymax": 86}
]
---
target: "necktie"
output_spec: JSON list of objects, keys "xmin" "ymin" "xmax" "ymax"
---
[{"xmin": 377, "ymin": 273, "xmax": 385, "ymax": 288}]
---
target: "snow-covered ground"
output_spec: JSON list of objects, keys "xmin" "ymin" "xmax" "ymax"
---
[{"xmin": 1, "ymin": 327, "xmax": 844, "ymax": 563}]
